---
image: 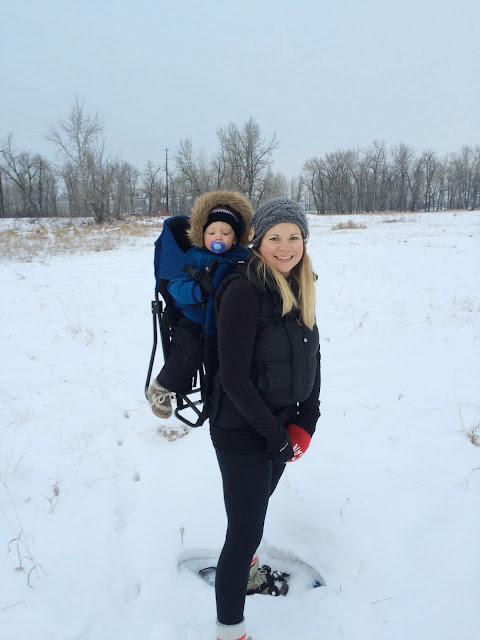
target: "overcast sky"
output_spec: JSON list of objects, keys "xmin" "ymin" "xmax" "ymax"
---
[{"xmin": 1, "ymin": 0, "xmax": 479, "ymax": 177}]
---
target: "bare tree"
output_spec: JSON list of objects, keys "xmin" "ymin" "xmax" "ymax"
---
[
  {"xmin": 0, "ymin": 167, "xmax": 5, "ymax": 218},
  {"xmin": 292, "ymin": 176, "xmax": 306, "ymax": 203},
  {"xmin": 322, "ymin": 149, "xmax": 359, "ymax": 213},
  {"xmin": 431, "ymin": 158, "xmax": 448, "ymax": 211},
  {"xmin": 217, "ymin": 117, "xmax": 278, "ymax": 204},
  {"xmin": 450, "ymin": 145, "xmax": 480, "ymax": 210},
  {"xmin": 143, "ymin": 161, "xmax": 164, "ymax": 214},
  {"xmin": 389, "ymin": 144, "xmax": 416, "ymax": 211},
  {"xmin": 259, "ymin": 169, "xmax": 289, "ymax": 202},
  {"xmin": 211, "ymin": 145, "xmax": 227, "ymax": 189},
  {"xmin": 420, "ymin": 150, "xmax": 438, "ymax": 211},
  {"xmin": 175, "ymin": 138, "xmax": 202, "ymax": 196},
  {"xmin": 361, "ymin": 141, "xmax": 390, "ymax": 212},
  {"xmin": 303, "ymin": 157, "xmax": 328, "ymax": 213},
  {"xmin": 1, "ymin": 134, "xmax": 57, "ymax": 217},
  {"xmin": 47, "ymin": 96, "xmax": 108, "ymax": 222},
  {"xmin": 109, "ymin": 161, "xmax": 139, "ymax": 216},
  {"xmin": 60, "ymin": 161, "xmax": 82, "ymax": 216},
  {"xmin": 175, "ymin": 138, "xmax": 214, "ymax": 197},
  {"xmin": 472, "ymin": 145, "xmax": 480, "ymax": 210}
]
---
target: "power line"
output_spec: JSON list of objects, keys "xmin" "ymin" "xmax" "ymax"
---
[{"xmin": 0, "ymin": 106, "xmax": 170, "ymax": 167}]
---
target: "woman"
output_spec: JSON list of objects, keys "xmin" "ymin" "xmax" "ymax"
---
[{"xmin": 210, "ymin": 198, "xmax": 321, "ymax": 640}]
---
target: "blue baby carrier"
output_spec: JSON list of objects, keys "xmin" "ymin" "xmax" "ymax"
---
[{"xmin": 145, "ymin": 215, "xmax": 218, "ymax": 427}]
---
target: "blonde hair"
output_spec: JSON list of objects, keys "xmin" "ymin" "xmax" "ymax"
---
[{"xmin": 250, "ymin": 246, "xmax": 317, "ymax": 329}]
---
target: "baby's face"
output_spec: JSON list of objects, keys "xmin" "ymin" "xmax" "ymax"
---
[{"xmin": 203, "ymin": 222, "xmax": 236, "ymax": 252}]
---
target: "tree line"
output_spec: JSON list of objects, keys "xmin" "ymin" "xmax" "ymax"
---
[
  {"xmin": 303, "ymin": 142, "xmax": 480, "ymax": 214},
  {"xmin": 1, "ymin": 97, "xmax": 478, "ymax": 221}
]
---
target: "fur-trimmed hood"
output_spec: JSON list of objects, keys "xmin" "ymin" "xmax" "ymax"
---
[{"xmin": 187, "ymin": 190, "xmax": 254, "ymax": 248}]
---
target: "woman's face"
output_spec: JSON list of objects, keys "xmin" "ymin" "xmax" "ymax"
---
[{"xmin": 258, "ymin": 222, "xmax": 304, "ymax": 277}]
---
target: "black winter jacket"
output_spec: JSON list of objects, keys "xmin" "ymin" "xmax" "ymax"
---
[{"xmin": 209, "ymin": 259, "xmax": 321, "ymax": 452}]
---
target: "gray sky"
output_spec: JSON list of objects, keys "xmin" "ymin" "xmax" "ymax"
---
[{"xmin": 1, "ymin": 0, "xmax": 479, "ymax": 177}]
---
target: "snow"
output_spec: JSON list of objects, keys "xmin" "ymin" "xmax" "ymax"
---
[{"xmin": 1, "ymin": 211, "xmax": 479, "ymax": 640}]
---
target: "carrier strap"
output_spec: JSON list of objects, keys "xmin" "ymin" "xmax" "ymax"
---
[{"xmin": 183, "ymin": 259, "xmax": 219, "ymax": 283}]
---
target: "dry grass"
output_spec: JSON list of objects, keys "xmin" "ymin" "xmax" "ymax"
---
[
  {"xmin": 468, "ymin": 424, "xmax": 480, "ymax": 446},
  {"xmin": 331, "ymin": 219, "xmax": 367, "ymax": 231},
  {"xmin": 0, "ymin": 216, "xmax": 164, "ymax": 263},
  {"xmin": 452, "ymin": 296, "xmax": 480, "ymax": 314},
  {"xmin": 458, "ymin": 405, "xmax": 480, "ymax": 447},
  {"xmin": 7, "ymin": 530, "xmax": 47, "ymax": 588}
]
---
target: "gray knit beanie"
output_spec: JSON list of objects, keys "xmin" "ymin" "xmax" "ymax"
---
[{"xmin": 250, "ymin": 198, "xmax": 309, "ymax": 246}]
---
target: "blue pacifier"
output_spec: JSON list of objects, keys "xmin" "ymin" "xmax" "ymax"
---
[{"xmin": 210, "ymin": 240, "xmax": 226, "ymax": 254}]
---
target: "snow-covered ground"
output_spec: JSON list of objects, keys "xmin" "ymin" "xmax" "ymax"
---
[{"xmin": 1, "ymin": 211, "xmax": 479, "ymax": 640}]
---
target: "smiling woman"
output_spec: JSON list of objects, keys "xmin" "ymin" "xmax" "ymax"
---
[
  {"xmin": 257, "ymin": 222, "xmax": 304, "ymax": 276},
  {"xmin": 209, "ymin": 197, "xmax": 321, "ymax": 640},
  {"xmin": 249, "ymin": 198, "xmax": 316, "ymax": 329}
]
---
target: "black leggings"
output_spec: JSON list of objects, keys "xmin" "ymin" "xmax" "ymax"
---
[{"xmin": 214, "ymin": 445, "xmax": 286, "ymax": 625}]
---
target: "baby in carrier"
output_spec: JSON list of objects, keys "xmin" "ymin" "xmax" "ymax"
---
[{"xmin": 146, "ymin": 190, "xmax": 253, "ymax": 418}]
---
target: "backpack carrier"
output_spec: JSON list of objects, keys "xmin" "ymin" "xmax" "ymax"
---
[{"xmin": 145, "ymin": 215, "xmax": 211, "ymax": 428}]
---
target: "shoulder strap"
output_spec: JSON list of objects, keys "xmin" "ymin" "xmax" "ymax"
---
[
  {"xmin": 183, "ymin": 259, "xmax": 219, "ymax": 282},
  {"xmin": 257, "ymin": 288, "xmax": 283, "ymax": 327}
]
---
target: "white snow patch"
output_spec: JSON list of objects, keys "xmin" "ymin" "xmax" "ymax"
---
[{"xmin": 1, "ymin": 210, "xmax": 479, "ymax": 639}]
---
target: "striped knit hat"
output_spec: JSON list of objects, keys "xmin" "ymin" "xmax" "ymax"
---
[{"xmin": 203, "ymin": 204, "xmax": 242, "ymax": 239}]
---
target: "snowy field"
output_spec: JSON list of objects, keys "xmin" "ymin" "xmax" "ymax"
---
[{"xmin": 1, "ymin": 211, "xmax": 479, "ymax": 640}]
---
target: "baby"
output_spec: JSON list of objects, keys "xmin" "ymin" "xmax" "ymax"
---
[{"xmin": 146, "ymin": 190, "xmax": 253, "ymax": 418}]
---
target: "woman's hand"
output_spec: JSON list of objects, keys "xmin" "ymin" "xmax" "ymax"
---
[
  {"xmin": 286, "ymin": 424, "xmax": 312, "ymax": 462},
  {"xmin": 269, "ymin": 432, "xmax": 294, "ymax": 463}
]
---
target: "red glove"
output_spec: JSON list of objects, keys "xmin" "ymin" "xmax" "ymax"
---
[{"xmin": 286, "ymin": 424, "xmax": 312, "ymax": 462}]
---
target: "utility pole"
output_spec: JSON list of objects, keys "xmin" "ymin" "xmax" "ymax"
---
[{"xmin": 165, "ymin": 148, "xmax": 169, "ymax": 214}]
